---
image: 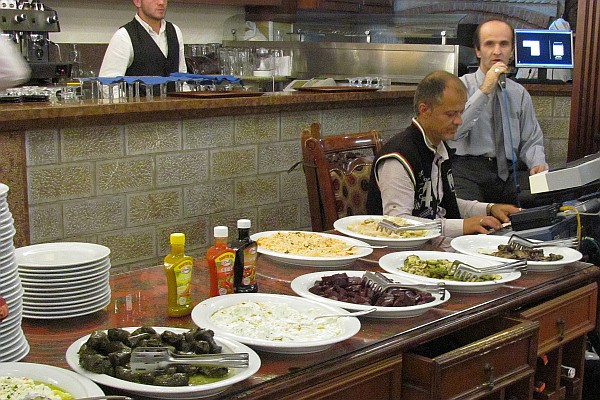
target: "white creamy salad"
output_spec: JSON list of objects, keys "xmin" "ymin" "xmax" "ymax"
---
[
  {"xmin": 0, "ymin": 376, "xmax": 71, "ymax": 400},
  {"xmin": 210, "ymin": 301, "xmax": 344, "ymax": 342}
]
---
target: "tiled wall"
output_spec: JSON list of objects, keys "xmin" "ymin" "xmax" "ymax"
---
[
  {"xmin": 24, "ymin": 104, "xmax": 411, "ymax": 273},
  {"xmin": 532, "ymin": 95, "xmax": 572, "ymax": 167},
  {"xmin": 23, "ymin": 94, "xmax": 570, "ymax": 273}
]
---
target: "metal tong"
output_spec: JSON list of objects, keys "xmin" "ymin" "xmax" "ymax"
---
[
  {"xmin": 376, "ymin": 219, "xmax": 441, "ymax": 235},
  {"xmin": 507, "ymin": 234, "xmax": 578, "ymax": 250},
  {"xmin": 130, "ymin": 346, "xmax": 249, "ymax": 372},
  {"xmin": 448, "ymin": 259, "xmax": 528, "ymax": 281},
  {"xmin": 362, "ymin": 271, "xmax": 446, "ymax": 300}
]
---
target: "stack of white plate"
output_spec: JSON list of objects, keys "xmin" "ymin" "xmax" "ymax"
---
[
  {"xmin": 15, "ymin": 242, "xmax": 112, "ymax": 319},
  {"xmin": 0, "ymin": 183, "xmax": 30, "ymax": 362}
]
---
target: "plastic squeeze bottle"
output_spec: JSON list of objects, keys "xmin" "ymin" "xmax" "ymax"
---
[
  {"xmin": 206, "ymin": 226, "xmax": 235, "ymax": 297},
  {"xmin": 164, "ymin": 233, "xmax": 193, "ymax": 317},
  {"xmin": 231, "ymin": 219, "xmax": 258, "ymax": 293}
]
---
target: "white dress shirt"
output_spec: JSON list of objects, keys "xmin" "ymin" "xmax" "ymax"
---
[
  {"xmin": 99, "ymin": 14, "xmax": 187, "ymax": 77},
  {"xmin": 376, "ymin": 119, "xmax": 488, "ymax": 237},
  {"xmin": 0, "ymin": 37, "xmax": 30, "ymax": 90},
  {"xmin": 450, "ymin": 68, "xmax": 547, "ymax": 170}
]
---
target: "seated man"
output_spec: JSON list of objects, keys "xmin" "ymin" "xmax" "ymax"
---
[{"xmin": 366, "ymin": 70, "xmax": 520, "ymax": 237}]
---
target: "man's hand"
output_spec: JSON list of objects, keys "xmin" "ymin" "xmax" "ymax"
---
[
  {"xmin": 463, "ymin": 216, "xmax": 502, "ymax": 234},
  {"xmin": 530, "ymin": 165, "xmax": 548, "ymax": 175},
  {"xmin": 489, "ymin": 203, "xmax": 521, "ymax": 223},
  {"xmin": 481, "ymin": 62, "xmax": 509, "ymax": 94}
]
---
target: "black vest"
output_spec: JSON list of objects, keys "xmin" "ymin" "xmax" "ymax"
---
[
  {"xmin": 366, "ymin": 124, "xmax": 461, "ymax": 219},
  {"xmin": 123, "ymin": 19, "xmax": 179, "ymax": 77}
]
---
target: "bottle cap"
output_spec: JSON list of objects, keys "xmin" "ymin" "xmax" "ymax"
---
[
  {"xmin": 237, "ymin": 219, "xmax": 251, "ymax": 229},
  {"xmin": 170, "ymin": 232, "xmax": 185, "ymax": 245},
  {"xmin": 214, "ymin": 226, "xmax": 228, "ymax": 238}
]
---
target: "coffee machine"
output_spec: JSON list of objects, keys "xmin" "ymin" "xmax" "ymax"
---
[{"xmin": 0, "ymin": 3, "xmax": 70, "ymax": 83}]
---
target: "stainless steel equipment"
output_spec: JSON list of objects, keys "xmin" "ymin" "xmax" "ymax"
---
[
  {"xmin": 222, "ymin": 41, "xmax": 476, "ymax": 83},
  {"xmin": 0, "ymin": 3, "xmax": 70, "ymax": 83}
]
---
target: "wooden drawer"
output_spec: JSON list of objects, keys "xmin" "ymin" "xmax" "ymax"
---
[
  {"xmin": 282, "ymin": 356, "xmax": 402, "ymax": 400},
  {"xmin": 518, "ymin": 282, "xmax": 597, "ymax": 354},
  {"xmin": 402, "ymin": 317, "xmax": 538, "ymax": 400}
]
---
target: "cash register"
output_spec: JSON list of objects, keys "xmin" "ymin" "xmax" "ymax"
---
[{"xmin": 495, "ymin": 151, "xmax": 600, "ymax": 263}]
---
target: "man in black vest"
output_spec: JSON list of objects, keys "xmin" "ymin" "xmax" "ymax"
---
[
  {"xmin": 366, "ymin": 71, "xmax": 520, "ymax": 237},
  {"xmin": 99, "ymin": 0, "xmax": 186, "ymax": 79}
]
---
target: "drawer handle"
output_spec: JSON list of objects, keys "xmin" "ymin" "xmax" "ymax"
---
[
  {"xmin": 484, "ymin": 363, "xmax": 495, "ymax": 389},
  {"xmin": 557, "ymin": 318, "xmax": 566, "ymax": 341}
]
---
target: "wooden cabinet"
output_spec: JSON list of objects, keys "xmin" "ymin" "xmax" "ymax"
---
[
  {"xmin": 172, "ymin": 0, "xmax": 283, "ymax": 6},
  {"xmin": 279, "ymin": 356, "xmax": 402, "ymax": 400},
  {"xmin": 517, "ymin": 282, "xmax": 598, "ymax": 400},
  {"xmin": 402, "ymin": 317, "xmax": 539, "ymax": 400},
  {"xmin": 296, "ymin": 0, "xmax": 391, "ymax": 13},
  {"xmin": 246, "ymin": 0, "xmax": 392, "ymax": 22}
]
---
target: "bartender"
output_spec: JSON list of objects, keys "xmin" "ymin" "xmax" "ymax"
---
[{"xmin": 99, "ymin": 0, "xmax": 187, "ymax": 78}]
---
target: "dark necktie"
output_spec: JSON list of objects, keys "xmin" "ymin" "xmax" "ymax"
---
[{"xmin": 493, "ymin": 91, "xmax": 509, "ymax": 181}]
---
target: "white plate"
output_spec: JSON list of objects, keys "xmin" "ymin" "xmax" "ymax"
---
[
  {"xmin": 19, "ymin": 262, "xmax": 110, "ymax": 282},
  {"xmin": 23, "ymin": 283, "xmax": 101, "ymax": 299},
  {"xmin": 0, "ymin": 226, "xmax": 15, "ymax": 241},
  {"xmin": 0, "ymin": 333, "xmax": 27, "ymax": 354},
  {"xmin": 22, "ymin": 292, "xmax": 111, "ymax": 319},
  {"xmin": 20, "ymin": 271, "xmax": 109, "ymax": 288},
  {"xmin": 333, "ymin": 215, "xmax": 440, "ymax": 248},
  {"xmin": 249, "ymin": 230, "xmax": 372, "ymax": 267},
  {"xmin": 15, "ymin": 242, "xmax": 110, "ymax": 267},
  {"xmin": 0, "ymin": 362, "xmax": 103, "ymax": 398},
  {"xmin": 191, "ymin": 293, "xmax": 361, "ymax": 354},
  {"xmin": 66, "ymin": 327, "xmax": 261, "ymax": 400},
  {"xmin": 22, "ymin": 272, "xmax": 110, "ymax": 294},
  {"xmin": 291, "ymin": 270, "xmax": 450, "ymax": 318},
  {"xmin": 23, "ymin": 287, "xmax": 111, "ymax": 309},
  {"xmin": 450, "ymin": 235, "xmax": 583, "ymax": 272},
  {"xmin": 17, "ymin": 257, "xmax": 110, "ymax": 274},
  {"xmin": 379, "ymin": 251, "xmax": 522, "ymax": 293},
  {"xmin": 0, "ymin": 340, "xmax": 29, "ymax": 362}
]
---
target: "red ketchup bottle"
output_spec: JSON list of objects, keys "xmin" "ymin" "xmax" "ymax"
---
[{"xmin": 206, "ymin": 226, "xmax": 235, "ymax": 297}]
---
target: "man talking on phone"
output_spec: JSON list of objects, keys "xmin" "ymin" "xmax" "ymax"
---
[{"xmin": 448, "ymin": 19, "xmax": 548, "ymax": 206}]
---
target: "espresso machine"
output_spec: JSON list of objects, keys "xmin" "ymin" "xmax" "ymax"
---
[{"xmin": 0, "ymin": 2, "xmax": 70, "ymax": 83}]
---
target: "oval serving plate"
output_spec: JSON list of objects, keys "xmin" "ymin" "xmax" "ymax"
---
[
  {"xmin": 66, "ymin": 327, "xmax": 261, "ymax": 400},
  {"xmin": 379, "ymin": 251, "xmax": 521, "ymax": 293},
  {"xmin": 191, "ymin": 293, "xmax": 361, "ymax": 354},
  {"xmin": 0, "ymin": 362, "xmax": 104, "ymax": 398},
  {"xmin": 291, "ymin": 270, "xmax": 450, "ymax": 318},
  {"xmin": 334, "ymin": 215, "xmax": 440, "ymax": 249},
  {"xmin": 249, "ymin": 230, "xmax": 372, "ymax": 267},
  {"xmin": 450, "ymin": 235, "xmax": 582, "ymax": 272}
]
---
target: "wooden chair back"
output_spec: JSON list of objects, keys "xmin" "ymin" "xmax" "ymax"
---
[{"xmin": 301, "ymin": 122, "xmax": 383, "ymax": 232}]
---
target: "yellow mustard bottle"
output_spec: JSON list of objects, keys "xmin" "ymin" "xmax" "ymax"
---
[{"xmin": 164, "ymin": 232, "xmax": 193, "ymax": 317}]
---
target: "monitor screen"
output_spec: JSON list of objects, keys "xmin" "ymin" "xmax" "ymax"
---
[{"xmin": 514, "ymin": 29, "xmax": 574, "ymax": 69}]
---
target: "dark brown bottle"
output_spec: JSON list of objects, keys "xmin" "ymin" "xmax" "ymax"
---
[{"xmin": 231, "ymin": 219, "xmax": 258, "ymax": 293}]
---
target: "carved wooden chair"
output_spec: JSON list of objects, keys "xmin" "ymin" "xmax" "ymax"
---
[{"xmin": 301, "ymin": 122, "xmax": 383, "ymax": 232}]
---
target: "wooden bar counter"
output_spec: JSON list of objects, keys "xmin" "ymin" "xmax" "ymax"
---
[{"xmin": 20, "ymin": 236, "xmax": 599, "ymax": 400}]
